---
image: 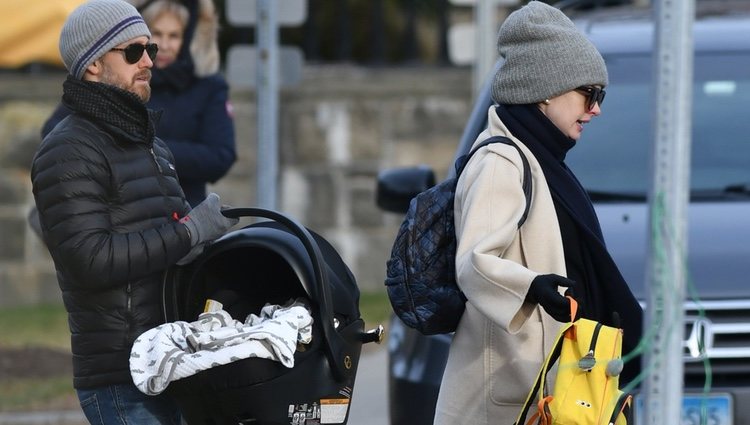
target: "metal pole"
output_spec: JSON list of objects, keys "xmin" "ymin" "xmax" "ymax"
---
[
  {"xmin": 643, "ymin": 0, "xmax": 695, "ymax": 423},
  {"xmin": 303, "ymin": 0, "xmax": 319, "ymax": 62},
  {"xmin": 403, "ymin": 0, "xmax": 419, "ymax": 63},
  {"xmin": 473, "ymin": 0, "xmax": 496, "ymax": 99},
  {"xmin": 370, "ymin": 0, "xmax": 385, "ymax": 65},
  {"xmin": 256, "ymin": 0, "xmax": 279, "ymax": 210},
  {"xmin": 335, "ymin": 0, "xmax": 351, "ymax": 61},
  {"xmin": 437, "ymin": 0, "xmax": 450, "ymax": 66}
]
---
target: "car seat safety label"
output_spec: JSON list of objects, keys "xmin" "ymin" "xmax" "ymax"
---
[
  {"xmin": 288, "ymin": 402, "xmax": 320, "ymax": 424},
  {"xmin": 320, "ymin": 398, "xmax": 349, "ymax": 424},
  {"xmin": 287, "ymin": 399, "xmax": 349, "ymax": 424}
]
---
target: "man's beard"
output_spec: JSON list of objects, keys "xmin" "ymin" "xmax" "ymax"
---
[{"xmin": 100, "ymin": 63, "xmax": 151, "ymax": 103}]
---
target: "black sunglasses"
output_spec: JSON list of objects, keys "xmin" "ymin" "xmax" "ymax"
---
[
  {"xmin": 575, "ymin": 85, "xmax": 606, "ymax": 110},
  {"xmin": 110, "ymin": 43, "xmax": 158, "ymax": 64}
]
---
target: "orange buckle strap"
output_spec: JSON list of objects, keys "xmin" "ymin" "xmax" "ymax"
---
[
  {"xmin": 526, "ymin": 396, "xmax": 554, "ymax": 425},
  {"xmin": 567, "ymin": 296, "xmax": 578, "ymax": 322}
]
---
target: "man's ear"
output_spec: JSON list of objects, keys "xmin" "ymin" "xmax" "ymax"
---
[{"xmin": 83, "ymin": 59, "xmax": 103, "ymax": 82}]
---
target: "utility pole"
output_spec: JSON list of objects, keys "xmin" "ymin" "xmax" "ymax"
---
[
  {"xmin": 256, "ymin": 0, "xmax": 279, "ymax": 210},
  {"xmin": 643, "ymin": 0, "xmax": 695, "ymax": 423},
  {"xmin": 472, "ymin": 0, "xmax": 496, "ymax": 99},
  {"xmin": 472, "ymin": 0, "xmax": 516, "ymax": 99},
  {"xmin": 226, "ymin": 0, "xmax": 306, "ymax": 210}
]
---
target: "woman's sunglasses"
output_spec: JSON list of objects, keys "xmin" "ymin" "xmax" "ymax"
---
[
  {"xmin": 575, "ymin": 85, "xmax": 606, "ymax": 110},
  {"xmin": 110, "ymin": 43, "xmax": 159, "ymax": 64}
]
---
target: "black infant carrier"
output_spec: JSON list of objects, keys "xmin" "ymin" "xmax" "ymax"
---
[{"xmin": 161, "ymin": 208, "xmax": 383, "ymax": 425}]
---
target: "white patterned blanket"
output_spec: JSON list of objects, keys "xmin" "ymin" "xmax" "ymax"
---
[{"xmin": 130, "ymin": 300, "xmax": 313, "ymax": 395}]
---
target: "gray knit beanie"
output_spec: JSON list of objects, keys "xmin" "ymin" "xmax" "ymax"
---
[
  {"xmin": 59, "ymin": 0, "xmax": 151, "ymax": 80},
  {"xmin": 492, "ymin": 1, "xmax": 608, "ymax": 105}
]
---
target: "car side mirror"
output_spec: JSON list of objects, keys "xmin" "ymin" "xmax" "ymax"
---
[{"xmin": 376, "ymin": 165, "xmax": 436, "ymax": 214}]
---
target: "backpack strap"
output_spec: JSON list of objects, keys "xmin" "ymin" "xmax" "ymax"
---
[
  {"xmin": 514, "ymin": 321, "xmax": 573, "ymax": 425},
  {"xmin": 455, "ymin": 135, "xmax": 533, "ymax": 227},
  {"xmin": 515, "ymin": 298, "xmax": 578, "ymax": 424},
  {"xmin": 609, "ymin": 392, "xmax": 634, "ymax": 424}
]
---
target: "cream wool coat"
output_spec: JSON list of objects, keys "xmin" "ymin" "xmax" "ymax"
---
[{"xmin": 434, "ymin": 107, "xmax": 567, "ymax": 425}]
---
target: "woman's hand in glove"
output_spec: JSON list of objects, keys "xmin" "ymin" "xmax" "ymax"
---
[{"xmin": 526, "ymin": 274, "xmax": 578, "ymax": 322}]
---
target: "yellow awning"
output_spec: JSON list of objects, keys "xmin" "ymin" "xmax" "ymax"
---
[{"xmin": 0, "ymin": 0, "xmax": 86, "ymax": 68}]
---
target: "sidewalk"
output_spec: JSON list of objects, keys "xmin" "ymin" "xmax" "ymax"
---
[{"xmin": 0, "ymin": 411, "xmax": 84, "ymax": 425}]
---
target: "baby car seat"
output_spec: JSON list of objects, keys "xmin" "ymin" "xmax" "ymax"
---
[{"xmin": 162, "ymin": 208, "xmax": 383, "ymax": 425}]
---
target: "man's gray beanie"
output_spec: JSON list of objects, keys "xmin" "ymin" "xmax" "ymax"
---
[
  {"xmin": 492, "ymin": 1, "xmax": 608, "ymax": 105},
  {"xmin": 59, "ymin": 0, "xmax": 151, "ymax": 80}
]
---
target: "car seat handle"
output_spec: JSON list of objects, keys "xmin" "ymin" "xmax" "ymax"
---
[{"xmin": 220, "ymin": 207, "xmax": 351, "ymax": 380}]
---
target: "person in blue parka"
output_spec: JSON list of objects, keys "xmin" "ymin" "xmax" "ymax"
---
[{"xmin": 42, "ymin": 0, "xmax": 236, "ymax": 207}]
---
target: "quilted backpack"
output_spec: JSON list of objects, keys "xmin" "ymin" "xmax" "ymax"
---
[{"xmin": 384, "ymin": 135, "xmax": 531, "ymax": 335}]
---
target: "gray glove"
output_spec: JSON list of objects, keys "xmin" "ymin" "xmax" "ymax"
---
[
  {"xmin": 177, "ymin": 242, "xmax": 207, "ymax": 266},
  {"xmin": 177, "ymin": 193, "xmax": 238, "ymax": 265}
]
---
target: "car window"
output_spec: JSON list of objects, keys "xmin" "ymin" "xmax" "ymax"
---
[{"xmin": 566, "ymin": 52, "xmax": 750, "ymax": 197}]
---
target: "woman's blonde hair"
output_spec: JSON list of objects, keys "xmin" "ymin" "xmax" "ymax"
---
[
  {"xmin": 128, "ymin": 0, "xmax": 220, "ymax": 76},
  {"xmin": 140, "ymin": 0, "xmax": 190, "ymax": 32}
]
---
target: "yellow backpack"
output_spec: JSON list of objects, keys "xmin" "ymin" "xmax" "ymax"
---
[{"xmin": 515, "ymin": 298, "xmax": 632, "ymax": 425}]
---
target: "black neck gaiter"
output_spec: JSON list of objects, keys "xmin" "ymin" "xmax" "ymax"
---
[{"xmin": 62, "ymin": 76, "xmax": 157, "ymax": 145}]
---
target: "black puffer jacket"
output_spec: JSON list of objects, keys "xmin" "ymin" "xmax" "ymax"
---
[{"xmin": 31, "ymin": 78, "xmax": 193, "ymax": 389}]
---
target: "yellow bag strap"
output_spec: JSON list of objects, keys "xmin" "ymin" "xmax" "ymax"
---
[{"xmin": 514, "ymin": 298, "xmax": 577, "ymax": 425}]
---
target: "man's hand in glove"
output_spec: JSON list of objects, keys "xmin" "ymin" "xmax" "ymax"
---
[
  {"xmin": 525, "ymin": 274, "xmax": 579, "ymax": 322},
  {"xmin": 177, "ymin": 193, "xmax": 239, "ymax": 265}
]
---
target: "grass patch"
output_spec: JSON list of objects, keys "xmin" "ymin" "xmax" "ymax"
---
[
  {"xmin": 0, "ymin": 304, "xmax": 69, "ymax": 350},
  {"xmin": 359, "ymin": 289, "xmax": 392, "ymax": 329},
  {"xmin": 0, "ymin": 304, "xmax": 74, "ymax": 412},
  {"xmin": 0, "ymin": 293, "xmax": 393, "ymax": 412},
  {"xmin": 0, "ymin": 294, "xmax": 393, "ymax": 348},
  {"xmin": 0, "ymin": 377, "xmax": 77, "ymax": 412}
]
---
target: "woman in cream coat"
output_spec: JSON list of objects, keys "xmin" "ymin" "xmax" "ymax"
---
[{"xmin": 433, "ymin": 2, "xmax": 643, "ymax": 424}]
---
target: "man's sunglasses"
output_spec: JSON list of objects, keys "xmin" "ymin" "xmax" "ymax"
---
[
  {"xmin": 110, "ymin": 43, "xmax": 158, "ymax": 64},
  {"xmin": 575, "ymin": 85, "xmax": 606, "ymax": 110}
]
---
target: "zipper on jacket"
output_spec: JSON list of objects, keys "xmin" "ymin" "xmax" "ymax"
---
[
  {"xmin": 149, "ymin": 147, "xmax": 163, "ymax": 173},
  {"xmin": 125, "ymin": 282, "xmax": 133, "ymax": 342}
]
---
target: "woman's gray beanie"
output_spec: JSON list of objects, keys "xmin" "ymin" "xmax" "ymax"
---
[
  {"xmin": 491, "ymin": 1, "xmax": 608, "ymax": 105},
  {"xmin": 59, "ymin": 0, "xmax": 151, "ymax": 80}
]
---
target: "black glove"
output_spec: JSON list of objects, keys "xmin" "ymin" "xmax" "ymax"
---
[
  {"xmin": 526, "ymin": 274, "xmax": 578, "ymax": 322},
  {"xmin": 177, "ymin": 193, "xmax": 239, "ymax": 265}
]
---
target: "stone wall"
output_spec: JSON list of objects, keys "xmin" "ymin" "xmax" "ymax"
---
[{"xmin": 0, "ymin": 65, "xmax": 472, "ymax": 306}]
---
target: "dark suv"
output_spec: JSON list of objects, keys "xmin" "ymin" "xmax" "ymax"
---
[{"xmin": 376, "ymin": 2, "xmax": 750, "ymax": 425}]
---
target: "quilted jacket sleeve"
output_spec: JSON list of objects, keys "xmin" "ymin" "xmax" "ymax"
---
[{"xmin": 31, "ymin": 131, "xmax": 192, "ymax": 289}]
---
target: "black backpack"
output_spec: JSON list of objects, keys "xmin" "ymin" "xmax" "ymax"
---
[{"xmin": 384, "ymin": 136, "xmax": 532, "ymax": 335}]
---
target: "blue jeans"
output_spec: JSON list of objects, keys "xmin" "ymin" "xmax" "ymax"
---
[{"xmin": 76, "ymin": 384, "xmax": 181, "ymax": 425}]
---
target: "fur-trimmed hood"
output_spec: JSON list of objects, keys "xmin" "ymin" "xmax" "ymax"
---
[{"xmin": 128, "ymin": 0, "xmax": 219, "ymax": 77}]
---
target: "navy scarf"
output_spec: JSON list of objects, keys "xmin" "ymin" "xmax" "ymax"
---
[{"xmin": 496, "ymin": 104, "xmax": 643, "ymax": 385}]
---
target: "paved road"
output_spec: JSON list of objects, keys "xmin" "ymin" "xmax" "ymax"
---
[
  {"xmin": 0, "ymin": 346, "xmax": 389, "ymax": 425},
  {"xmin": 348, "ymin": 345, "xmax": 389, "ymax": 425}
]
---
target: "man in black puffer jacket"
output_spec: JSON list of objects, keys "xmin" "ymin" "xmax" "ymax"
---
[{"xmin": 30, "ymin": 1, "xmax": 237, "ymax": 424}]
